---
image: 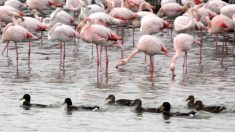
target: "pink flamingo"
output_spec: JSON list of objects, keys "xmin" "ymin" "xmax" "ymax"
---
[
  {"xmin": 77, "ymin": 18, "xmax": 122, "ymax": 81},
  {"xmin": 4, "ymin": 0, "xmax": 26, "ymax": 10},
  {"xmin": 116, "ymin": 35, "xmax": 169, "ymax": 82},
  {"xmin": 122, "ymin": 0, "xmax": 154, "ymax": 12},
  {"xmin": 0, "ymin": 5, "xmax": 25, "ymax": 24},
  {"xmin": 2, "ymin": 13, "xmax": 38, "ymax": 75},
  {"xmin": 26, "ymin": 0, "xmax": 61, "ymax": 14},
  {"xmin": 205, "ymin": 0, "xmax": 228, "ymax": 14},
  {"xmin": 194, "ymin": 5, "xmax": 218, "ymax": 25},
  {"xmin": 157, "ymin": 2, "xmax": 191, "ymax": 18},
  {"xmin": 43, "ymin": 8, "xmax": 77, "ymax": 27},
  {"xmin": 161, "ymin": 0, "xmax": 176, "ymax": 6},
  {"xmin": 109, "ymin": 5, "xmax": 139, "ymax": 57},
  {"xmin": 88, "ymin": 12, "xmax": 127, "ymax": 26},
  {"xmin": 174, "ymin": 9, "xmax": 206, "ymax": 60},
  {"xmin": 48, "ymin": 23, "xmax": 80, "ymax": 72},
  {"xmin": 63, "ymin": 0, "xmax": 81, "ymax": 17},
  {"xmin": 2, "ymin": 15, "xmax": 48, "ymax": 56},
  {"xmin": 140, "ymin": 14, "xmax": 172, "ymax": 35},
  {"xmin": 170, "ymin": 33, "xmax": 198, "ymax": 79},
  {"xmin": 206, "ymin": 15, "xmax": 234, "ymax": 65},
  {"xmin": 79, "ymin": 0, "xmax": 105, "ymax": 20},
  {"xmin": 220, "ymin": 4, "xmax": 235, "ymax": 19}
]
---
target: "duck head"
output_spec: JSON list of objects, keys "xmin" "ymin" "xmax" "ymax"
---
[
  {"xmin": 160, "ymin": 102, "xmax": 171, "ymax": 112},
  {"xmin": 63, "ymin": 98, "xmax": 73, "ymax": 106},
  {"xmin": 20, "ymin": 94, "xmax": 31, "ymax": 102},
  {"xmin": 105, "ymin": 95, "xmax": 115, "ymax": 103}
]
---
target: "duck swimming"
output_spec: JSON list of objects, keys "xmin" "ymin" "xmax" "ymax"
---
[
  {"xmin": 194, "ymin": 100, "xmax": 226, "ymax": 113},
  {"xmin": 133, "ymin": 99, "xmax": 161, "ymax": 113},
  {"xmin": 63, "ymin": 98, "xmax": 100, "ymax": 111},
  {"xmin": 19, "ymin": 94, "xmax": 48, "ymax": 108},
  {"xmin": 105, "ymin": 95, "xmax": 135, "ymax": 106},
  {"xmin": 186, "ymin": 95, "xmax": 197, "ymax": 109},
  {"xmin": 160, "ymin": 102, "xmax": 196, "ymax": 118}
]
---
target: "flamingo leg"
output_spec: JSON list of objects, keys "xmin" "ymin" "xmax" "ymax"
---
[
  {"xmin": 28, "ymin": 42, "xmax": 31, "ymax": 68},
  {"xmin": 2, "ymin": 41, "xmax": 9, "ymax": 56},
  {"xmin": 183, "ymin": 51, "xmax": 186, "ymax": 74},
  {"xmin": 91, "ymin": 43, "xmax": 94, "ymax": 59},
  {"xmin": 233, "ymin": 34, "xmax": 235, "ymax": 56},
  {"xmin": 96, "ymin": 45, "xmax": 100, "ymax": 82},
  {"xmin": 149, "ymin": 56, "xmax": 154, "ymax": 82},
  {"xmin": 60, "ymin": 42, "xmax": 62, "ymax": 68},
  {"xmin": 200, "ymin": 28, "xmax": 203, "ymax": 61},
  {"xmin": 15, "ymin": 42, "xmax": 19, "ymax": 76},
  {"xmin": 220, "ymin": 35, "xmax": 225, "ymax": 66},
  {"xmin": 105, "ymin": 47, "xmax": 109, "ymax": 80},
  {"xmin": 100, "ymin": 45, "xmax": 102, "ymax": 68},
  {"xmin": 63, "ymin": 42, "xmax": 66, "ymax": 72},
  {"xmin": 185, "ymin": 51, "xmax": 188, "ymax": 74},
  {"xmin": 40, "ymin": 31, "xmax": 44, "ymax": 47},
  {"xmin": 215, "ymin": 33, "xmax": 218, "ymax": 50},
  {"xmin": 132, "ymin": 26, "xmax": 135, "ymax": 47},
  {"xmin": 121, "ymin": 25, "xmax": 124, "ymax": 59}
]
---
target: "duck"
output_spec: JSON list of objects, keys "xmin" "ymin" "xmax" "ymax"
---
[
  {"xmin": 63, "ymin": 98, "xmax": 100, "ymax": 111},
  {"xmin": 105, "ymin": 95, "xmax": 135, "ymax": 106},
  {"xmin": 194, "ymin": 100, "xmax": 226, "ymax": 113},
  {"xmin": 133, "ymin": 99, "xmax": 162, "ymax": 113},
  {"xmin": 19, "ymin": 94, "xmax": 48, "ymax": 108},
  {"xmin": 186, "ymin": 95, "xmax": 197, "ymax": 109},
  {"xmin": 160, "ymin": 102, "xmax": 196, "ymax": 118}
]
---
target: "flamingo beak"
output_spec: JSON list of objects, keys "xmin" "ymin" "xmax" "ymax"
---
[{"xmin": 19, "ymin": 12, "xmax": 25, "ymax": 17}]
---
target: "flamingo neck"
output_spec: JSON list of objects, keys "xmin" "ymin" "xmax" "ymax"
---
[
  {"xmin": 127, "ymin": 49, "xmax": 139, "ymax": 62},
  {"xmin": 116, "ymin": 49, "xmax": 139, "ymax": 67},
  {"xmin": 182, "ymin": 10, "xmax": 195, "ymax": 31},
  {"xmin": 11, "ymin": 15, "xmax": 19, "ymax": 25},
  {"xmin": 170, "ymin": 52, "xmax": 180, "ymax": 75}
]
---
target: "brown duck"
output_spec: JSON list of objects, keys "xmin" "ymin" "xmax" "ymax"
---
[
  {"xmin": 133, "ymin": 99, "xmax": 162, "ymax": 113},
  {"xmin": 186, "ymin": 95, "xmax": 197, "ymax": 109},
  {"xmin": 105, "ymin": 95, "xmax": 135, "ymax": 106},
  {"xmin": 195, "ymin": 100, "xmax": 226, "ymax": 113}
]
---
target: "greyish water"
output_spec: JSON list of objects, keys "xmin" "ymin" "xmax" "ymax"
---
[{"xmin": 0, "ymin": 27, "xmax": 235, "ymax": 132}]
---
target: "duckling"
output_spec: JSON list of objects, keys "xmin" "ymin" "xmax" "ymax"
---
[
  {"xmin": 63, "ymin": 98, "xmax": 100, "ymax": 111},
  {"xmin": 195, "ymin": 100, "xmax": 226, "ymax": 113},
  {"xmin": 105, "ymin": 95, "xmax": 135, "ymax": 106},
  {"xmin": 160, "ymin": 102, "xmax": 196, "ymax": 117},
  {"xmin": 19, "ymin": 94, "xmax": 48, "ymax": 108},
  {"xmin": 186, "ymin": 95, "xmax": 197, "ymax": 109},
  {"xmin": 133, "ymin": 99, "xmax": 161, "ymax": 113}
]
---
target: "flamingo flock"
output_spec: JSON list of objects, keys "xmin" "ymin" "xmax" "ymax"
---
[{"xmin": 0, "ymin": 0, "xmax": 234, "ymax": 82}]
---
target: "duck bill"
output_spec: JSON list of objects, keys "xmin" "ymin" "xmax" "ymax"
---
[
  {"xmin": 19, "ymin": 97, "xmax": 24, "ymax": 101},
  {"xmin": 105, "ymin": 97, "xmax": 110, "ymax": 100},
  {"xmin": 159, "ymin": 105, "xmax": 164, "ymax": 111},
  {"xmin": 61, "ymin": 102, "xmax": 66, "ymax": 105}
]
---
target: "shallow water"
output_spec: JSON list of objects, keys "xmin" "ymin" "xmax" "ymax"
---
[{"xmin": 0, "ymin": 27, "xmax": 235, "ymax": 132}]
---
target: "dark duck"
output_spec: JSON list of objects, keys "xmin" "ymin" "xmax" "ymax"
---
[
  {"xmin": 160, "ymin": 102, "xmax": 196, "ymax": 119},
  {"xmin": 19, "ymin": 94, "xmax": 48, "ymax": 108},
  {"xmin": 194, "ymin": 100, "xmax": 226, "ymax": 113},
  {"xmin": 105, "ymin": 95, "xmax": 135, "ymax": 106},
  {"xmin": 63, "ymin": 98, "xmax": 100, "ymax": 111},
  {"xmin": 133, "ymin": 99, "xmax": 162, "ymax": 113}
]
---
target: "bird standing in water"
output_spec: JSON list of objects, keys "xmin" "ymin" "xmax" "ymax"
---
[{"xmin": 116, "ymin": 35, "xmax": 169, "ymax": 82}]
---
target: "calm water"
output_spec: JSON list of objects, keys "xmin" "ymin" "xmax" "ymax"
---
[{"xmin": 0, "ymin": 27, "xmax": 235, "ymax": 132}]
